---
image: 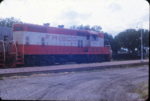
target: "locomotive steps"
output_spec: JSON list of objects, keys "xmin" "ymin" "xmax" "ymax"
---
[{"xmin": 0, "ymin": 59, "xmax": 149, "ymax": 77}]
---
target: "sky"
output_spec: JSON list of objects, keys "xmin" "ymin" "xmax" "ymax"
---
[{"xmin": 0, "ymin": 0, "xmax": 149, "ymax": 36}]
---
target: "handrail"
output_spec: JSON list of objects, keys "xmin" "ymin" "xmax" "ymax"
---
[
  {"xmin": 0, "ymin": 40, "xmax": 5, "ymax": 65},
  {"xmin": 9, "ymin": 40, "xmax": 18, "ymax": 61},
  {"xmin": 23, "ymin": 43, "xmax": 24, "ymax": 62},
  {"xmin": 20, "ymin": 39, "xmax": 25, "ymax": 63}
]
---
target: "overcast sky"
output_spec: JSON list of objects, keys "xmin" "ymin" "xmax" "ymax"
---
[{"xmin": 0, "ymin": 0, "xmax": 149, "ymax": 36}]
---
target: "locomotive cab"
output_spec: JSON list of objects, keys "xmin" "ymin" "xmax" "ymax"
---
[{"xmin": 104, "ymin": 39, "xmax": 112, "ymax": 61}]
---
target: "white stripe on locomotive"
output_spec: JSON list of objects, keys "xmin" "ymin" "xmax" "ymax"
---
[{"xmin": 13, "ymin": 31, "xmax": 104, "ymax": 47}]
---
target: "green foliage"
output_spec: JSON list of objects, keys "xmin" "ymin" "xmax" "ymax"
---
[
  {"xmin": 91, "ymin": 25, "xmax": 102, "ymax": 32},
  {"xmin": 0, "ymin": 17, "xmax": 22, "ymax": 28},
  {"xmin": 115, "ymin": 29, "xmax": 149, "ymax": 53},
  {"xmin": 58, "ymin": 25, "xmax": 64, "ymax": 28},
  {"xmin": 70, "ymin": 25, "xmax": 149, "ymax": 54},
  {"xmin": 142, "ymin": 29, "xmax": 149, "ymax": 47},
  {"xmin": 70, "ymin": 25, "xmax": 102, "ymax": 32},
  {"xmin": 132, "ymin": 81, "xmax": 148, "ymax": 100},
  {"xmin": 104, "ymin": 33, "xmax": 120, "ymax": 53}
]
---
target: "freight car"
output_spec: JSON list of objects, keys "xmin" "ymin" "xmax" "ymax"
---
[{"xmin": 0, "ymin": 23, "xmax": 112, "ymax": 67}]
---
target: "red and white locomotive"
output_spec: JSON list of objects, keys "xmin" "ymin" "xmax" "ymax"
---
[{"xmin": 0, "ymin": 23, "xmax": 111, "ymax": 67}]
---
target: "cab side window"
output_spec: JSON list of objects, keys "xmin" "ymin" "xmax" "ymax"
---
[
  {"xmin": 25, "ymin": 36, "xmax": 30, "ymax": 45},
  {"xmin": 41, "ymin": 37, "xmax": 45, "ymax": 45},
  {"xmin": 91, "ymin": 35, "xmax": 97, "ymax": 41},
  {"xmin": 78, "ymin": 40, "xmax": 83, "ymax": 48}
]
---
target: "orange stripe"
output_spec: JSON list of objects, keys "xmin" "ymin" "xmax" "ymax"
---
[{"xmin": 17, "ymin": 45, "xmax": 110, "ymax": 55}]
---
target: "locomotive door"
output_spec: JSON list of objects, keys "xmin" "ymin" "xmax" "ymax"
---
[
  {"xmin": 84, "ymin": 35, "xmax": 91, "ymax": 52},
  {"xmin": 87, "ymin": 35, "xmax": 91, "ymax": 47}
]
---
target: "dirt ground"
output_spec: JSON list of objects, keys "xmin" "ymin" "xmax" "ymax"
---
[{"xmin": 0, "ymin": 65, "xmax": 149, "ymax": 101}]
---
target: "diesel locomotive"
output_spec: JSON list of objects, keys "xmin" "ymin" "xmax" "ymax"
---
[{"xmin": 0, "ymin": 23, "xmax": 112, "ymax": 67}]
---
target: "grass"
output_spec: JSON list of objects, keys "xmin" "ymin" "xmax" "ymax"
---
[{"xmin": 132, "ymin": 81, "xmax": 148, "ymax": 100}]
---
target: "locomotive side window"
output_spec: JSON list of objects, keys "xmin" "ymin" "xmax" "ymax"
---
[
  {"xmin": 41, "ymin": 37, "xmax": 45, "ymax": 45},
  {"xmin": 81, "ymin": 40, "xmax": 83, "ymax": 47},
  {"xmin": 91, "ymin": 35, "xmax": 98, "ymax": 41},
  {"xmin": 94, "ymin": 35, "xmax": 97, "ymax": 40},
  {"xmin": 25, "ymin": 36, "xmax": 30, "ymax": 45},
  {"xmin": 78, "ymin": 40, "xmax": 83, "ymax": 48},
  {"xmin": 78, "ymin": 40, "xmax": 80, "ymax": 47},
  {"xmin": 86, "ymin": 35, "xmax": 90, "ymax": 40}
]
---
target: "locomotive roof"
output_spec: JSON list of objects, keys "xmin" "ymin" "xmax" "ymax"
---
[{"xmin": 13, "ymin": 23, "xmax": 104, "ymax": 37}]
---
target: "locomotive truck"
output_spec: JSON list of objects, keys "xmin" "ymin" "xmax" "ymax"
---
[{"xmin": 0, "ymin": 23, "xmax": 112, "ymax": 67}]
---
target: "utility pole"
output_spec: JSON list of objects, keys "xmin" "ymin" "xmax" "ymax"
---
[{"xmin": 140, "ymin": 29, "xmax": 143, "ymax": 62}]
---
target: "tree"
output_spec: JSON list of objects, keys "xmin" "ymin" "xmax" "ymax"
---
[
  {"xmin": 91, "ymin": 25, "xmax": 102, "ymax": 32},
  {"xmin": 43, "ymin": 23, "xmax": 50, "ymax": 27},
  {"xmin": 70, "ymin": 25, "xmax": 102, "ymax": 32},
  {"xmin": 104, "ymin": 33, "xmax": 120, "ymax": 53},
  {"xmin": 140, "ymin": 29, "xmax": 149, "ymax": 47},
  {"xmin": 58, "ymin": 25, "xmax": 64, "ymax": 28},
  {"xmin": 76, "ymin": 24, "xmax": 86, "ymax": 30},
  {"xmin": 115, "ymin": 29, "xmax": 149, "ymax": 53},
  {"xmin": 0, "ymin": 17, "xmax": 22, "ymax": 28}
]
